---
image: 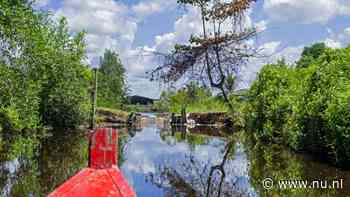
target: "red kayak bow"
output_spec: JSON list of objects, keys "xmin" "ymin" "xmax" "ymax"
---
[{"xmin": 48, "ymin": 128, "xmax": 136, "ymax": 197}]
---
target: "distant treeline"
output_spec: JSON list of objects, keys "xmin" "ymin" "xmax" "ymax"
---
[
  {"xmin": 154, "ymin": 82, "xmax": 228, "ymax": 113},
  {"xmin": 243, "ymin": 43, "xmax": 350, "ymax": 167}
]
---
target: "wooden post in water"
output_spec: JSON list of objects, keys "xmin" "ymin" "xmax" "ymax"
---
[
  {"xmin": 170, "ymin": 113, "xmax": 175, "ymax": 125},
  {"xmin": 90, "ymin": 68, "xmax": 98, "ymax": 130},
  {"xmin": 181, "ymin": 105, "xmax": 187, "ymax": 125}
]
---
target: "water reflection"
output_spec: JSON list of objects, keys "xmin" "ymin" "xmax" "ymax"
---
[
  {"xmin": 119, "ymin": 116, "xmax": 350, "ymax": 197},
  {"xmin": 242, "ymin": 133, "xmax": 350, "ymax": 197},
  {"xmin": 0, "ymin": 130, "xmax": 89, "ymax": 197},
  {"xmin": 120, "ymin": 122, "xmax": 257, "ymax": 197},
  {"xmin": 0, "ymin": 114, "xmax": 350, "ymax": 196},
  {"xmin": 38, "ymin": 130, "xmax": 89, "ymax": 194},
  {"xmin": 145, "ymin": 141, "xmax": 256, "ymax": 197}
]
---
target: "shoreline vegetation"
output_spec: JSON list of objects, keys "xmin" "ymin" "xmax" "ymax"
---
[
  {"xmin": 0, "ymin": 1, "xmax": 349, "ymax": 171},
  {"xmin": 243, "ymin": 43, "xmax": 350, "ymax": 168},
  {"xmin": 0, "ymin": 2, "xmax": 127, "ymax": 161},
  {"xmin": 154, "ymin": 43, "xmax": 350, "ymax": 169}
]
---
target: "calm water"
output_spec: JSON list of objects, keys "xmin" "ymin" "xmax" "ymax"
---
[{"xmin": 1, "ymin": 114, "xmax": 350, "ymax": 196}]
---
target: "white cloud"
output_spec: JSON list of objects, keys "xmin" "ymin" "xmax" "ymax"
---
[
  {"xmin": 152, "ymin": 5, "xmax": 256, "ymax": 53},
  {"xmin": 35, "ymin": 0, "xmax": 50, "ymax": 7},
  {"xmin": 55, "ymin": 0, "xmax": 138, "ymax": 63},
  {"xmin": 51, "ymin": 0, "xmax": 350, "ymax": 97},
  {"xmin": 52, "ymin": 0, "xmax": 180, "ymax": 97},
  {"xmin": 154, "ymin": 33, "xmax": 177, "ymax": 53},
  {"xmin": 153, "ymin": 6, "xmax": 203, "ymax": 53},
  {"xmin": 132, "ymin": 1, "xmax": 176, "ymax": 19},
  {"xmin": 132, "ymin": 2, "xmax": 161, "ymax": 17},
  {"xmin": 344, "ymin": 27, "xmax": 350, "ymax": 35},
  {"xmin": 263, "ymin": 0, "xmax": 350, "ymax": 24},
  {"xmin": 275, "ymin": 46, "xmax": 304, "ymax": 63},
  {"xmin": 259, "ymin": 41, "xmax": 281, "ymax": 55},
  {"xmin": 141, "ymin": 6, "xmax": 265, "ymax": 93},
  {"xmin": 324, "ymin": 38, "xmax": 342, "ymax": 48},
  {"xmin": 342, "ymin": 27, "xmax": 350, "ymax": 47},
  {"xmin": 323, "ymin": 27, "xmax": 350, "ymax": 49},
  {"xmin": 54, "ymin": 0, "xmax": 177, "ymax": 68},
  {"xmin": 238, "ymin": 43, "xmax": 303, "ymax": 89},
  {"xmin": 255, "ymin": 20, "xmax": 268, "ymax": 32},
  {"xmin": 124, "ymin": 46, "xmax": 157, "ymax": 77},
  {"xmin": 123, "ymin": 5, "xmax": 204, "ymax": 98},
  {"xmin": 128, "ymin": 76, "xmax": 165, "ymax": 99}
]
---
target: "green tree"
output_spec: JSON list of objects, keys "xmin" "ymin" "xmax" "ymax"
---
[
  {"xmin": 0, "ymin": 0, "xmax": 93, "ymax": 163},
  {"xmin": 0, "ymin": 1, "xmax": 91, "ymax": 130},
  {"xmin": 38, "ymin": 18, "xmax": 91, "ymax": 129},
  {"xmin": 97, "ymin": 49, "xmax": 126, "ymax": 109},
  {"xmin": 296, "ymin": 42, "xmax": 327, "ymax": 68}
]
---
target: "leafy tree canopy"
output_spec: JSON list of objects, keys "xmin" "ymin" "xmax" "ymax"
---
[
  {"xmin": 97, "ymin": 49, "xmax": 127, "ymax": 109},
  {"xmin": 296, "ymin": 42, "xmax": 327, "ymax": 68}
]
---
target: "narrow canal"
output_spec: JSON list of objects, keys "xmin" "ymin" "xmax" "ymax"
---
[{"xmin": 1, "ymin": 113, "xmax": 349, "ymax": 196}]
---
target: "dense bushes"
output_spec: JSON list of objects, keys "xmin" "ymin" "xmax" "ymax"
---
[
  {"xmin": 0, "ymin": 1, "xmax": 94, "ymax": 161},
  {"xmin": 0, "ymin": 1, "xmax": 91, "ymax": 131},
  {"xmin": 0, "ymin": 65, "xmax": 41, "ymax": 131},
  {"xmin": 247, "ymin": 60, "xmax": 303, "ymax": 148},
  {"xmin": 246, "ymin": 44, "xmax": 350, "ymax": 167}
]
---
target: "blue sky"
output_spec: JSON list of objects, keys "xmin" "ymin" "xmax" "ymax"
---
[{"xmin": 36, "ymin": 0, "xmax": 350, "ymax": 98}]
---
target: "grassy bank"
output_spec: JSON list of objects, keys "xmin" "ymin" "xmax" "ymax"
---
[
  {"xmin": 96, "ymin": 107, "xmax": 130, "ymax": 125},
  {"xmin": 153, "ymin": 83, "xmax": 228, "ymax": 114}
]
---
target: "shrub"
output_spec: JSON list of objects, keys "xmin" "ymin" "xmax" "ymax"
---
[{"xmin": 246, "ymin": 44, "xmax": 350, "ymax": 166}]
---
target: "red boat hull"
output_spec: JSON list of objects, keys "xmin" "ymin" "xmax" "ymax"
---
[
  {"xmin": 48, "ymin": 128, "xmax": 136, "ymax": 197},
  {"xmin": 48, "ymin": 167, "xmax": 135, "ymax": 197}
]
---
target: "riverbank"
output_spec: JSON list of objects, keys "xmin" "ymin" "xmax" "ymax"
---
[
  {"xmin": 240, "ymin": 44, "xmax": 350, "ymax": 168},
  {"xmin": 96, "ymin": 107, "xmax": 130, "ymax": 126},
  {"xmin": 169, "ymin": 112, "xmax": 234, "ymax": 129},
  {"xmin": 96, "ymin": 107, "xmax": 151, "ymax": 129}
]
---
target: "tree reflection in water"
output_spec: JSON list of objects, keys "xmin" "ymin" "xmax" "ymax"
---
[
  {"xmin": 242, "ymin": 132, "xmax": 349, "ymax": 197},
  {"xmin": 147, "ymin": 127, "xmax": 253, "ymax": 197},
  {"xmin": 206, "ymin": 142, "xmax": 235, "ymax": 197},
  {"xmin": 0, "ymin": 129, "xmax": 89, "ymax": 196},
  {"xmin": 2, "ymin": 116, "xmax": 350, "ymax": 197},
  {"xmin": 145, "ymin": 125, "xmax": 350, "ymax": 197},
  {"xmin": 38, "ymin": 129, "xmax": 89, "ymax": 194}
]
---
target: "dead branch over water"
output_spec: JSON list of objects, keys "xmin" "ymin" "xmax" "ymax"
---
[{"xmin": 149, "ymin": 0, "xmax": 259, "ymax": 110}]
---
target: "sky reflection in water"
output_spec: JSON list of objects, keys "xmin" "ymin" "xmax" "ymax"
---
[
  {"xmin": 1, "ymin": 114, "xmax": 350, "ymax": 196},
  {"xmin": 120, "ymin": 122, "xmax": 257, "ymax": 197}
]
